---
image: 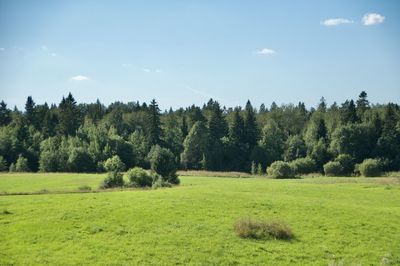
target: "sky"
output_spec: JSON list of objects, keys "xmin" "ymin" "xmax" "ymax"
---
[{"xmin": 0, "ymin": 0, "xmax": 399, "ymax": 110}]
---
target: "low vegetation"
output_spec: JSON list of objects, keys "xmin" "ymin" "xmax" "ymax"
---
[{"xmin": 234, "ymin": 217, "xmax": 293, "ymax": 240}]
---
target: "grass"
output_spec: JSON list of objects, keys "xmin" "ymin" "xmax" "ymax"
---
[
  {"xmin": 0, "ymin": 173, "xmax": 400, "ymax": 265},
  {"xmin": 234, "ymin": 217, "xmax": 293, "ymax": 240}
]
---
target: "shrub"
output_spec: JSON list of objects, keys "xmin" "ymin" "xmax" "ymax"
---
[
  {"xmin": 267, "ymin": 161, "xmax": 295, "ymax": 178},
  {"xmin": 15, "ymin": 155, "xmax": 30, "ymax": 172},
  {"xmin": 323, "ymin": 161, "xmax": 343, "ymax": 176},
  {"xmin": 104, "ymin": 155, "xmax": 126, "ymax": 172},
  {"xmin": 148, "ymin": 146, "xmax": 179, "ymax": 184},
  {"xmin": 289, "ymin": 157, "xmax": 316, "ymax": 175},
  {"xmin": 334, "ymin": 154, "xmax": 355, "ymax": 175},
  {"xmin": 101, "ymin": 171, "xmax": 124, "ymax": 188},
  {"xmin": 359, "ymin": 158, "xmax": 381, "ymax": 177},
  {"xmin": 234, "ymin": 217, "xmax": 293, "ymax": 240},
  {"xmin": 125, "ymin": 167, "xmax": 153, "ymax": 187},
  {"xmin": 151, "ymin": 175, "xmax": 172, "ymax": 189}
]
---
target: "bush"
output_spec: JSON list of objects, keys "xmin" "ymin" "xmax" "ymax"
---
[
  {"xmin": 234, "ymin": 217, "xmax": 293, "ymax": 240},
  {"xmin": 101, "ymin": 171, "xmax": 124, "ymax": 188},
  {"xmin": 15, "ymin": 155, "xmax": 30, "ymax": 172},
  {"xmin": 148, "ymin": 146, "xmax": 179, "ymax": 184},
  {"xmin": 151, "ymin": 175, "xmax": 172, "ymax": 189},
  {"xmin": 104, "ymin": 155, "xmax": 126, "ymax": 172},
  {"xmin": 359, "ymin": 158, "xmax": 381, "ymax": 177},
  {"xmin": 323, "ymin": 161, "xmax": 343, "ymax": 176},
  {"xmin": 124, "ymin": 167, "xmax": 153, "ymax": 187},
  {"xmin": 267, "ymin": 161, "xmax": 295, "ymax": 178},
  {"xmin": 334, "ymin": 154, "xmax": 355, "ymax": 175},
  {"xmin": 289, "ymin": 157, "xmax": 316, "ymax": 175}
]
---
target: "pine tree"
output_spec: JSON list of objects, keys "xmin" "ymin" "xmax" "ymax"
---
[
  {"xmin": 57, "ymin": 93, "xmax": 80, "ymax": 136},
  {"xmin": 0, "ymin": 101, "xmax": 11, "ymax": 126},
  {"xmin": 147, "ymin": 99, "xmax": 163, "ymax": 146},
  {"xmin": 244, "ymin": 100, "xmax": 259, "ymax": 150},
  {"xmin": 229, "ymin": 109, "xmax": 245, "ymax": 143},
  {"xmin": 356, "ymin": 91, "xmax": 369, "ymax": 119},
  {"xmin": 180, "ymin": 116, "xmax": 188, "ymax": 138},
  {"xmin": 25, "ymin": 96, "xmax": 36, "ymax": 126}
]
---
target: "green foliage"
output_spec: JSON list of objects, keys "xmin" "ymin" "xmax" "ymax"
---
[
  {"xmin": 149, "ymin": 146, "xmax": 179, "ymax": 184},
  {"xmin": 359, "ymin": 158, "xmax": 381, "ymax": 177},
  {"xmin": 124, "ymin": 167, "xmax": 152, "ymax": 187},
  {"xmin": 250, "ymin": 161, "xmax": 256, "ymax": 175},
  {"xmin": 267, "ymin": 161, "xmax": 295, "ymax": 178},
  {"xmin": 334, "ymin": 154, "xmax": 355, "ymax": 175},
  {"xmin": 284, "ymin": 135, "xmax": 306, "ymax": 161},
  {"xmin": 15, "ymin": 155, "xmax": 30, "ymax": 172},
  {"xmin": 309, "ymin": 138, "xmax": 330, "ymax": 170},
  {"xmin": 101, "ymin": 171, "xmax": 124, "ymax": 188},
  {"xmin": 67, "ymin": 148, "xmax": 95, "ymax": 172},
  {"xmin": 0, "ymin": 156, "xmax": 7, "ymax": 171},
  {"xmin": 104, "ymin": 155, "xmax": 126, "ymax": 172},
  {"xmin": 289, "ymin": 157, "xmax": 316, "ymax": 175},
  {"xmin": 323, "ymin": 161, "xmax": 343, "ymax": 177},
  {"xmin": 259, "ymin": 120, "xmax": 285, "ymax": 166},
  {"xmin": 9, "ymin": 163, "xmax": 16, "ymax": 172},
  {"xmin": 330, "ymin": 124, "xmax": 374, "ymax": 161},
  {"xmin": 256, "ymin": 163, "xmax": 263, "ymax": 175},
  {"xmin": 181, "ymin": 121, "xmax": 208, "ymax": 170}
]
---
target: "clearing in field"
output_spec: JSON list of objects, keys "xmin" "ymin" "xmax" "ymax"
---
[{"xmin": 1, "ymin": 173, "xmax": 399, "ymax": 265}]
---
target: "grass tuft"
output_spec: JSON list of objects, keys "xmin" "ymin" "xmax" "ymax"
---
[
  {"xmin": 78, "ymin": 185, "xmax": 92, "ymax": 191},
  {"xmin": 2, "ymin": 209, "xmax": 12, "ymax": 215},
  {"xmin": 234, "ymin": 217, "xmax": 293, "ymax": 240}
]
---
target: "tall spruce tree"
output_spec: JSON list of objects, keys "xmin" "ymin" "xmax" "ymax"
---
[
  {"xmin": 244, "ymin": 100, "xmax": 259, "ymax": 150},
  {"xmin": 147, "ymin": 99, "xmax": 162, "ymax": 146},
  {"xmin": 57, "ymin": 93, "xmax": 80, "ymax": 136}
]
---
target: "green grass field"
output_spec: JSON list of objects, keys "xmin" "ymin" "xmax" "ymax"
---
[{"xmin": 1, "ymin": 173, "xmax": 400, "ymax": 265}]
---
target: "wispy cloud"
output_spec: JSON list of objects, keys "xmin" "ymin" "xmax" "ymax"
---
[
  {"xmin": 362, "ymin": 13, "xmax": 385, "ymax": 26},
  {"xmin": 51, "ymin": 53, "xmax": 57, "ymax": 57},
  {"xmin": 321, "ymin": 18, "xmax": 353, "ymax": 26},
  {"xmin": 185, "ymin": 85, "xmax": 217, "ymax": 100},
  {"xmin": 257, "ymin": 48, "xmax": 276, "ymax": 55},
  {"xmin": 141, "ymin": 68, "xmax": 151, "ymax": 73},
  {"xmin": 41, "ymin": 45, "xmax": 48, "ymax": 51},
  {"xmin": 71, "ymin": 75, "xmax": 90, "ymax": 81},
  {"xmin": 141, "ymin": 67, "xmax": 162, "ymax": 73},
  {"xmin": 0, "ymin": 48, "xmax": 5, "ymax": 52}
]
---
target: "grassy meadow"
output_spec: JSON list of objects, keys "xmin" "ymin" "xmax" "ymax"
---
[{"xmin": 1, "ymin": 173, "xmax": 400, "ymax": 265}]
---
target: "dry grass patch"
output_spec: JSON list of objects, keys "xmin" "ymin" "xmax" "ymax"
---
[{"xmin": 234, "ymin": 217, "xmax": 293, "ymax": 240}]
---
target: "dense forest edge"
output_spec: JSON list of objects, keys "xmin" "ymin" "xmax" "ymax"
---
[{"xmin": 0, "ymin": 91, "xmax": 399, "ymax": 179}]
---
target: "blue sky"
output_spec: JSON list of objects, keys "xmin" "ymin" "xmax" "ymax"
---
[{"xmin": 0, "ymin": 0, "xmax": 399, "ymax": 110}]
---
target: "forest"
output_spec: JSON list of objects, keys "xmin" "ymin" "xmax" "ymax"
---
[{"xmin": 0, "ymin": 91, "xmax": 399, "ymax": 176}]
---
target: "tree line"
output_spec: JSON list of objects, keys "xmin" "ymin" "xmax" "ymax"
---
[{"xmin": 0, "ymin": 91, "xmax": 399, "ymax": 176}]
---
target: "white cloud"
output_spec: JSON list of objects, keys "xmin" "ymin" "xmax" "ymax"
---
[
  {"xmin": 155, "ymin": 69, "xmax": 163, "ymax": 73},
  {"xmin": 141, "ymin": 68, "xmax": 151, "ymax": 73},
  {"xmin": 51, "ymin": 53, "xmax": 57, "ymax": 57},
  {"xmin": 257, "ymin": 48, "xmax": 276, "ymax": 55},
  {"xmin": 362, "ymin": 13, "xmax": 385, "ymax": 26},
  {"xmin": 71, "ymin": 75, "xmax": 90, "ymax": 81},
  {"xmin": 321, "ymin": 18, "xmax": 353, "ymax": 26}
]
